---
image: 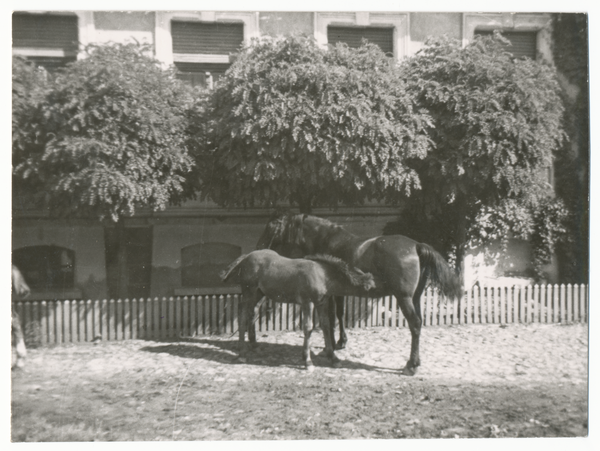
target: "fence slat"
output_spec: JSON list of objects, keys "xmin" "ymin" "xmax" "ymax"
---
[
  {"xmin": 115, "ymin": 299, "xmax": 123, "ymax": 340},
  {"xmin": 464, "ymin": 288, "xmax": 471, "ymax": 325},
  {"xmin": 141, "ymin": 298, "xmax": 150, "ymax": 339},
  {"xmin": 129, "ymin": 299, "xmax": 137, "ymax": 340},
  {"xmin": 498, "ymin": 287, "xmax": 505, "ymax": 324},
  {"xmin": 453, "ymin": 292, "xmax": 459, "ymax": 325},
  {"xmin": 560, "ymin": 284, "xmax": 566, "ymax": 323},
  {"xmin": 233, "ymin": 295, "xmax": 239, "ymax": 334},
  {"xmin": 31, "ymin": 301, "xmax": 40, "ymax": 345},
  {"xmin": 124, "ymin": 299, "xmax": 131, "ymax": 340},
  {"xmin": 566, "ymin": 284, "xmax": 573, "ymax": 323},
  {"xmin": 573, "ymin": 284, "xmax": 579, "ymax": 322},
  {"xmin": 47, "ymin": 301, "xmax": 55, "ymax": 344},
  {"xmin": 579, "ymin": 284, "xmax": 589, "ymax": 322},
  {"xmin": 535, "ymin": 285, "xmax": 544, "ymax": 324},
  {"xmin": 62, "ymin": 300, "xmax": 72, "ymax": 342},
  {"xmin": 203, "ymin": 295, "xmax": 210, "ymax": 335},
  {"xmin": 553, "ymin": 285, "xmax": 559, "ymax": 324}
]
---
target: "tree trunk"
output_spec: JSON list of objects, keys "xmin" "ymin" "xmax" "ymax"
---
[
  {"xmin": 294, "ymin": 190, "xmax": 313, "ymax": 214},
  {"xmin": 454, "ymin": 195, "xmax": 468, "ymax": 284},
  {"xmin": 104, "ymin": 219, "xmax": 129, "ymax": 300}
]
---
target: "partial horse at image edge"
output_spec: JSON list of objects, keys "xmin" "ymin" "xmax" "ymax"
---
[{"xmin": 12, "ymin": 264, "xmax": 30, "ymax": 369}]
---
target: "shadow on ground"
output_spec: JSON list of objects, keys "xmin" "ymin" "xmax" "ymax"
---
[{"xmin": 140, "ymin": 337, "xmax": 400, "ymax": 374}]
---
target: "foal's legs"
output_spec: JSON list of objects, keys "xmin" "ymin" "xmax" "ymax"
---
[
  {"xmin": 328, "ymin": 295, "xmax": 347, "ymax": 350},
  {"xmin": 301, "ymin": 302, "xmax": 315, "ymax": 370},
  {"xmin": 316, "ymin": 301, "xmax": 341, "ymax": 367}
]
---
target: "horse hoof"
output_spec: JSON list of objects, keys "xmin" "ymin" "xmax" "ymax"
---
[
  {"xmin": 401, "ymin": 365, "xmax": 417, "ymax": 376},
  {"xmin": 332, "ymin": 360, "xmax": 342, "ymax": 369},
  {"xmin": 306, "ymin": 364, "xmax": 315, "ymax": 372},
  {"xmin": 335, "ymin": 342, "xmax": 346, "ymax": 350}
]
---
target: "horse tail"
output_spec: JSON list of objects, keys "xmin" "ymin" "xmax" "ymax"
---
[
  {"xmin": 220, "ymin": 254, "xmax": 249, "ymax": 282},
  {"xmin": 415, "ymin": 243, "xmax": 463, "ymax": 301}
]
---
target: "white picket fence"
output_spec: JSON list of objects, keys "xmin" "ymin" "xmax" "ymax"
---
[{"xmin": 14, "ymin": 284, "xmax": 588, "ymax": 345}]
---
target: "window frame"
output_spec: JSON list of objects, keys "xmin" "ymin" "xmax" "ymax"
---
[
  {"xmin": 314, "ymin": 12, "xmax": 409, "ymax": 61},
  {"xmin": 462, "ymin": 13, "xmax": 552, "ymax": 61},
  {"xmin": 155, "ymin": 11, "xmax": 259, "ymax": 67},
  {"xmin": 11, "ymin": 11, "xmax": 94, "ymax": 62}
]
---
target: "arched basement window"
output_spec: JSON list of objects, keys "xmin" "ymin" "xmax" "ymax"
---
[{"xmin": 13, "ymin": 245, "xmax": 75, "ymax": 290}]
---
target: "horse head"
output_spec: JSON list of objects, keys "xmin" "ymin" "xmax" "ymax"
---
[
  {"xmin": 355, "ymin": 268, "xmax": 376, "ymax": 292},
  {"xmin": 256, "ymin": 212, "xmax": 306, "ymax": 251}
]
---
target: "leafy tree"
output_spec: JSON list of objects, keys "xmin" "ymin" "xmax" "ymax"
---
[
  {"xmin": 12, "ymin": 43, "xmax": 196, "ymax": 297},
  {"xmin": 190, "ymin": 35, "xmax": 432, "ymax": 213},
  {"xmin": 390, "ymin": 34, "xmax": 567, "ymax": 278}
]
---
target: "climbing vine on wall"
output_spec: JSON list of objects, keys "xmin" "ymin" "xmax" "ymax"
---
[{"xmin": 550, "ymin": 13, "xmax": 589, "ymax": 283}]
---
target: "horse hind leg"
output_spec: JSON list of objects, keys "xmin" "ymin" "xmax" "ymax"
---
[
  {"xmin": 396, "ymin": 294, "xmax": 422, "ymax": 376},
  {"xmin": 238, "ymin": 287, "xmax": 261, "ymax": 362}
]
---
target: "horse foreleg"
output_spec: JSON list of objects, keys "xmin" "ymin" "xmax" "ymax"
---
[
  {"xmin": 396, "ymin": 294, "xmax": 422, "ymax": 376},
  {"xmin": 316, "ymin": 302, "xmax": 340, "ymax": 368},
  {"xmin": 328, "ymin": 295, "xmax": 347, "ymax": 350},
  {"xmin": 335, "ymin": 295, "xmax": 347, "ymax": 349},
  {"xmin": 12, "ymin": 311, "xmax": 26, "ymax": 369},
  {"xmin": 301, "ymin": 302, "xmax": 314, "ymax": 371}
]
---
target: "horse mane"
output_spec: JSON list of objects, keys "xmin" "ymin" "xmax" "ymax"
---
[
  {"xmin": 280, "ymin": 214, "xmax": 347, "ymax": 248},
  {"xmin": 305, "ymin": 254, "xmax": 373, "ymax": 288}
]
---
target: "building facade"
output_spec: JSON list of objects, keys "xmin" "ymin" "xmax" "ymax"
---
[{"xmin": 12, "ymin": 11, "xmax": 569, "ymax": 301}]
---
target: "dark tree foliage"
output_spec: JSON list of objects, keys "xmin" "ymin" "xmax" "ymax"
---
[
  {"xmin": 392, "ymin": 34, "xmax": 567, "ymax": 278},
  {"xmin": 190, "ymin": 35, "xmax": 432, "ymax": 213},
  {"xmin": 12, "ymin": 43, "xmax": 195, "ymax": 223}
]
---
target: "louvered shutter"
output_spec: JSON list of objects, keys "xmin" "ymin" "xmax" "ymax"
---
[
  {"xmin": 171, "ymin": 21, "xmax": 244, "ymax": 55},
  {"xmin": 12, "ymin": 13, "xmax": 78, "ymax": 52},
  {"xmin": 475, "ymin": 30, "xmax": 537, "ymax": 59},
  {"xmin": 327, "ymin": 26, "xmax": 394, "ymax": 56}
]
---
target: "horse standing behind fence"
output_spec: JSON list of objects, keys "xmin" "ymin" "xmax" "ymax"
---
[
  {"xmin": 220, "ymin": 249, "xmax": 376, "ymax": 370},
  {"xmin": 12, "ymin": 264, "xmax": 30, "ymax": 369},
  {"xmin": 256, "ymin": 213, "xmax": 463, "ymax": 376}
]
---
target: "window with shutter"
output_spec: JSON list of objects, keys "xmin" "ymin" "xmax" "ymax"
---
[
  {"xmin": 172, "ymin": 21, "xmax": 244, "ymax": 55},
  {"xmin": 475, "ymin": 30, "xmax": 537, "ymax": 59},
  {"xmin": 12, "ymin": 12, "xmax": 79, "ymax": 70},
  {"xmin": 171, "ymin": 21, "xmax": 244, "ymax": 88},
  {"xmin": 327, "ymin": 26, "xmax": 394, "ymax": 56}
]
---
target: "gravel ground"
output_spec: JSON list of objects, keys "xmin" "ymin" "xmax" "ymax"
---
[{"xmin": 11, "ymin": 322, "xmax": 589, "ymax": 441}]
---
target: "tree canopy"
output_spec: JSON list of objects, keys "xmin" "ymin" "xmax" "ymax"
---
[
  {"xmin": 390, "ymin": 34, "xmax": 568, "ymax": 275},
  {"xmin": 12, "ymin": 43, "xmax": 195, "ymax": 223},
  {"xmin": 190, "ymin": 35, "xmax": 432, "ymax": 213}
]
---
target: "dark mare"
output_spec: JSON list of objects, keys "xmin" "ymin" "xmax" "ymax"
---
[
  {"xmin": 220, "ymin": 249, "xmax": 375, "ymax": 370},
  {"xmin": 12, "ymin": 264, "xmax": 30, "ymax": 369},
  {"xmin": 256, "ymin": 213, "xmax": 463, "ymax": 375}
]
